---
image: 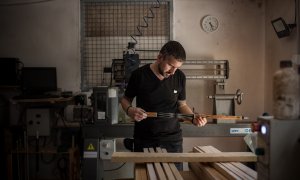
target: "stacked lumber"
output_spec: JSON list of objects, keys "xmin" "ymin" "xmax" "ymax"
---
[
  {"xmin": 135, "ymin": 147, "xmax": 184, "ymax": 180},
  {"xmin": 189, "ymin": 146, "xmax": 257, "ymax": 180},
  {"xmin": 111, "ymin": 146, "xmax": 257, "ymax": 180}
]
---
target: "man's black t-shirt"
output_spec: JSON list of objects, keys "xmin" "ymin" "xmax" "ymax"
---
[{"xmin": 125, "ymin": 64, "xmax": 186, "ymax": 142}]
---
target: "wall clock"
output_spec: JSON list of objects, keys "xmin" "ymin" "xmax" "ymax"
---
[{"xmin": 201, "ymin": 15, "xmax": 219, "ymax": 33}]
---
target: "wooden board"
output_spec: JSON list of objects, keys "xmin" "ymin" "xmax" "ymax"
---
[
  {"xmin": 111, "ymin": 152, "xmax": 257, "ymax": 163},
  {"xmin": 194, "ymin": 146, "xmax": 257, "ymax": 180},
  {"xmin": 143, "ymin": 148, "xmax": 157, "ymax": 180},
  {"xmin": 155, "ymin": 148, "xmax": 176, "ymax": 180},
  {"xmin": 148, "ymin": 148, "xmax": 167, "ymax": 180},
  {"xmin": 193, "ymin": 147, "xmax": 242, "ymax": 180},
  {"xmin": 189, "ymin": 162, "xmax": 227, "ymax": 180},
  {"xmin": 179, "ymin": 171, "xmax": 198, "ymax": 180},
  {"xmin": 135, "ymin": 163, "xmax": 149, "ymax": 180}
]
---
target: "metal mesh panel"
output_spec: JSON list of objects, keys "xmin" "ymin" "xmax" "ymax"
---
[{"xmin": 81, "ymin": 1, "xmax": 171, "ymax": 90}]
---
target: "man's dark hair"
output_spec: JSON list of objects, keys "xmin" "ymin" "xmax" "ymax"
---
[{"xmin": 159, "ymin": 40, "xmax": 186, "ymax": 62}]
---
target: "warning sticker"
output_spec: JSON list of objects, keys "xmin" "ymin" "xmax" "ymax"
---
[{"xmin": 87, "ymin": 143, "xmax": 95, "ymax": 151}]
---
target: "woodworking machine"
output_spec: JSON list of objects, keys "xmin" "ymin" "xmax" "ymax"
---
[{"xmin": 255, "ymin": 117, "xmax": 300, "ymax": 179}]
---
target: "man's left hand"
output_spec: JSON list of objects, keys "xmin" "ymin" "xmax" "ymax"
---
[{"xmin": 192, "ymin": 114, "xmax": 207, "ymax": 127}]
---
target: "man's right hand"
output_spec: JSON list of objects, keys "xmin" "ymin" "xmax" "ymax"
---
[{"xmin": 127, "ymin": 107, "xmax": 147, "ymax": 122}]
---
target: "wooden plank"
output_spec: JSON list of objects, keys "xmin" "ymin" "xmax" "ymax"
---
[
  {"xmin": 189, "ymin": 162, "xmax": 207, "ymax": 179},
  {"xmin": 179, "ymin": 171, "xmax": 198, "ymax": 180},
  {"xmin": 135, "ymin": 163, "xmax": 148, "ymax": 180},
  {"xmin": 148, "ymin": 148, "xmax": 167, "ymax": 180},
  {"xmin": 191, "ymin": 147, "xmax": 230, "ymax": 180},
  {"xmin": 204, "ymin": 146, "xmax": 257, "ymax": 179},
  {"xmin": 193, "ymin": 146, "xmax": 241, "ymax": 180},
  {"xmin": 155, "ymin": 148, "xmax": 175, "ymax": 180},
  {"xmin": 231, "ymin": 162, "xmax": 257, "ymax": 179},
  {"xmin": 143, "ymin": 148, "xmax": 157, "ymax": 180},
  {"xmin": 196, "ymin": 146, "xmax": 244, "ymax": 180},
  {"xmin": 111, "ymin": 152, "xmax": 257, "ymax": 163},
  {"xmin": 7, "ymin": 153, "xmax": 13, "ymax": 180},
  {"xmin": 189, "ymin": 161, "xmax": 228, "ymax": 180},
  {"xmin": 199, "ymin": 146, "xmax": 256, "ymax": 180},
  {"xmin": 215, "ymin": 163, "xmax": 243, "ymax": 180},
  {"xmin": 161, "ymin": 149, "xmax": 183, "ymax": 180}
]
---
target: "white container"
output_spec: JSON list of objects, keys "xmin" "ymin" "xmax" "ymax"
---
[{"xmin": 273, "ymin": 60, "xmax": 299, "ymax": 119}]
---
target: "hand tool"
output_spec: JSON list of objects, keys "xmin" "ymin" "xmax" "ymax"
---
[{"xmin": 146, "ymin": 112, "xmax": 248, "ymax": 120}]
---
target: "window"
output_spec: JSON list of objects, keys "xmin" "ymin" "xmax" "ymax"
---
[{"xmin": 80, "ymin": 0, "xmax": 171, "ymax": 91}]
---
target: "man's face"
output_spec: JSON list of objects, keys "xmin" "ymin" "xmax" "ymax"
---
[{"xmin": 157, "ymin": 54, "xmax": 183, "ymax": 78}]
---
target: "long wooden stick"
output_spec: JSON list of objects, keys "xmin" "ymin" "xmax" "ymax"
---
[
  {"xmin": 146, "ymin": 112, "xmax": 247, "ymax": 120},
  {"xmin": 111, "ymin": 152, "xmax": 257, "ymax": 163}
]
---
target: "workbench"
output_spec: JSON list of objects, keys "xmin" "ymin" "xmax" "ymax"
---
[
  {"xmin": 81, "ymin": 121, "xmax": 253, "ymax": 180},
  {"xmin": 111, "ymin": 146, "xmax": 257, "ymax": 180}
]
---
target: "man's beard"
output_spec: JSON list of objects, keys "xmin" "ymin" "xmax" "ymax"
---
[{"xmin": 158, "ymin": 64, "xmax": 170, "ymax": 78}]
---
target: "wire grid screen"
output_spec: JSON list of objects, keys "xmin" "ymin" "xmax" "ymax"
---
[{"xmin": 81, "ymin": 1, "xmax": 170, "ymax": 90}]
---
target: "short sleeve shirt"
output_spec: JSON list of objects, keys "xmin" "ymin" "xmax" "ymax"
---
[{"xmin": 125, "ymin": 64, "xmax": 186, "ymax": 141}]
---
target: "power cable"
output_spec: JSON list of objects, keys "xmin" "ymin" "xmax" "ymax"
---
[{"xmin": 104, "ymin": 162, "xmax": 126, "ymax": 171}]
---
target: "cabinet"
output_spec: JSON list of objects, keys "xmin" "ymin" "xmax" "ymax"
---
[
  {"xmin": 6, "ymin": 97, "xmax": 80, "ymax": 180},
  {"xmin": 7, "ymin": 147, "xmax": 80, "ymax": 180}
]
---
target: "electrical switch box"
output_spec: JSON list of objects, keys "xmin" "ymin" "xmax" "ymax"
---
[
  {"xmin": 100, "ymin": 139, "xmax": 116, "ymax": 160},
  {"xmin": 26, "ymin": 108, "xmax": 51, "ymax": 136}
]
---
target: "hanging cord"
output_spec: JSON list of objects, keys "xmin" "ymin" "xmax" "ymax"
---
[{"xmin": 129, "ymin": 0, "xmax": 161, "ymax": 47}]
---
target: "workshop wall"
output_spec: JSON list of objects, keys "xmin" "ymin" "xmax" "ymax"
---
[
  {"xmin": 173, "ymin": 0, "xmax": 265, "ymax": 119},
  {"xmin": 0, "ymin": 0, "xmax": 259, "ymax": 120},
  {"xmin": 0, "ymin": 0, "xmax": 298, "ymax": 178},
  {"xmin": 0, "ymin": 0, "xmax": 297, "ymax": 119},
  {"xmin": 264, "ymin": 0, "xmax": 298, "ymax": 115},
  {"xmin": 0, "ymin": 0, "xmax": 81, "ymax": 92}
]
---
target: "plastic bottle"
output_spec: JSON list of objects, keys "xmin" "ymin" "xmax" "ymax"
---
[{"xmin": 273, "ymin": 60, "xmax": 299, "ymax": 120}]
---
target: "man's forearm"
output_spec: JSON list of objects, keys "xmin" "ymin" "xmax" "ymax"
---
[
  {"xmin": 120, "ymin": 96, "xmax": 133, "ymax": 114},
  {"xmin": 178, "ymin": 100, "xmax": 193, "ymax": 114}
]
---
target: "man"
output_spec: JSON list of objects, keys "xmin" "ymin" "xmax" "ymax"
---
[{"xmin": 120, "ymin": 40, "xmax": 207, "ymax": 170}]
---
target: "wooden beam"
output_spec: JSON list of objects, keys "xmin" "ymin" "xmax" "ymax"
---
[
  {"xmin": 143, "ymin": 148, "xmax": 157, "ymax": 180},
  {"xmin": 193, "ymin": 147, "xmax": 241, "ymax": 180},
  {"xmin": 195, "ymin": 146, "xmax": 257, "ymax": 180},
  {"xmin": 155, "ymin": 148, "xmax": 176, "ymax": 180},
  {"xmin": 135, "ymin": 163, "xmax": 148, "ymax": 180},
  {"xmin": 189, "ymin": 162, "xmax": 227, "ymax": 180},
  {"xmin": 148, "ymin": 148, "xmax": 167, "ymax": 180},
  {"xmin": 161, "ymin": 148, "xmax": 183, "ymax": 180},
  {"xmin": 111, "ymin": 152, "xmax": 257, "ymax": 163}
]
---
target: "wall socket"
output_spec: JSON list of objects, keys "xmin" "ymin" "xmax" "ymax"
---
[{"xmin": 26, "ymin": 108, "xmax": 51, "ymax": 136}]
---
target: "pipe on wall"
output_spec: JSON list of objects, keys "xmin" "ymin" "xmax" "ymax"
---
[{"xmin": 297, "ymin": 0, "xmax": 300, "ymax": 54}]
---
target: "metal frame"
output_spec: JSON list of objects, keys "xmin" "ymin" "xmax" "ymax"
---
[
  {"xmin": 82, "ymin": 122, "xmax": 252, "ymax": 138},
  {"xmin": 80, "ymin": 0, "xmax": 173, "ymax": 91}
]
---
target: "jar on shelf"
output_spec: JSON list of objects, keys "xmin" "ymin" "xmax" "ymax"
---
[{"xmin": 273, "ymin": 60, "xmax": 299, "ymax": 119}]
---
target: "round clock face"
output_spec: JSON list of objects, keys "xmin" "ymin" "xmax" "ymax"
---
[{"xmin": 201, "ymin": 15, "xmax": 219, "ymax": 32}]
